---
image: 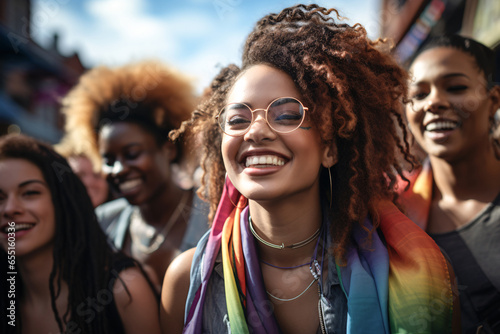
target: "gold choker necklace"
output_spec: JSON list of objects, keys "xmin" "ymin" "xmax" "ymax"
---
[{"xmin": 248, "ymin": 216, "xmax": 320, "ymax": 250}]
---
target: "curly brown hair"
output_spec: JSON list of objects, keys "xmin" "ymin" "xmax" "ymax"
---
[
  {"xmin": 171, "ymin": 4, "xmax": 416, "ymax": 260},
  {"xmin": 58, "ymin": 60, "xmax": 197, "ymax": 172}
]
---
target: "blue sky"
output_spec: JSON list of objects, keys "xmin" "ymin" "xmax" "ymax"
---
[{"xmin": 31, "ymin": 0, "xmax": 381, "ymax": 92}]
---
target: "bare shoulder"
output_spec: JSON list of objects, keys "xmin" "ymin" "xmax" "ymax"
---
[
  {"xmin": 160, "ymin": 247, "xmax": 197, "ymax": 334},
  {"xmin": 166, "ymin": 247, "xmax": 197, "ymax": 282},
  {"xmin": 113, "ymin": 266, "xmax": 161, "ymax": 334}
]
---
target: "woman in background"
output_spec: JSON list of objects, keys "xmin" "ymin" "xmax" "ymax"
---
[
  {"xmin": 0, "ymin": 134, "xmax": 160, "ymax": 334},
  {"xmin": 401, "ymin": 34, "xmax": 500, "ymax": 334},
  {"xmin": 55, "ymin": 141, "xmax": 112, "ymax": 208},
  {"xmin": 59, "ymin": 60, "xmax": 208, "ymax": 286}
]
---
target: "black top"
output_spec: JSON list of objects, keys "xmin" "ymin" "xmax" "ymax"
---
[{"xmin": 431, "ymin": 193, "xmax": 500, "ymax": 334}]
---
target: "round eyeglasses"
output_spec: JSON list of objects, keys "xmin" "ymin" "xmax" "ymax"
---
[{"xmin": 215, "ymin": 97, "xmax": 308, "ymax": 137}]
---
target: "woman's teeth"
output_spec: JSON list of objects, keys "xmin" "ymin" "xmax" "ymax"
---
[
  {"xmin": 245, "ymin": 155, "xmax": 285, "ymax": 167},
  {"xmin": 2, "ymin": 223, "xmax": 35, "ymax": 233},
  {"xmin": 426, "ymin": 121, "xmax": 459, "ymax": 132},
  {"xmin": 14, "ymin": 223, "xmax": 35, "ymax": 232},
  {"xmin": 119, "ymin": 179, "xmax": 141, "ymax": 192}
]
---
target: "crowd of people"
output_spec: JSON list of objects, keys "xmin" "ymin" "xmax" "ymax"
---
[{"xmin": 1, "ymin": 4, "xmax": 498, "ymax": 334}]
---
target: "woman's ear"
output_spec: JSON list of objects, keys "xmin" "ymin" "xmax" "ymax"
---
[
  {"xmin": 162, "ymin": 141, "xmax": 178, "ymax": 162},
  {"xmin": 322, "ymin": 142, "xmax": 338, "ymax": 168}
]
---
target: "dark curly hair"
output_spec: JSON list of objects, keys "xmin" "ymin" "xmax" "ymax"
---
[
  {"xmin": 171, "ymin": 4, "xmax": 416, "ymax": 260},
  {"xmin": 0, "ymin": 134, "xmax": 156, "ymax": 333},
  {"xmin": 58, "ymin": 60, "xmax": 197, "ymax": 172}
]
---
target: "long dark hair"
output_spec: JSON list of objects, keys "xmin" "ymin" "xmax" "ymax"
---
[{"xmin": 0, "ymin": 134, "xmax": 153, "ymax": 333}]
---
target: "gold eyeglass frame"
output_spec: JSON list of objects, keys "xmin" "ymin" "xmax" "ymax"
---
[{"xmin": 215, "ymin": 96, "xmax": 309, "ymax": 137}]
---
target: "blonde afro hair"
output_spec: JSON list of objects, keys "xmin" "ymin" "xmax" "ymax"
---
[{"xmin": 58, "ymin": 60, "xmax": 197, "ymax": 172}]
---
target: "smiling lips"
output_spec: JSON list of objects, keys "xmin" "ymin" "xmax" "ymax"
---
[
  {"xmin": 425, "ymin": 120, "xmax": 460, "ymax": 132},
  {"xmin": 245, "ymin": 155, "xmax": 286, "ymax": 168},
  {"xmin": 118, "ymin": 178, "xmax": 141, "ymax": 193},
  {"xmin": 1, "ymin": 223, "xmax": 35, "ymax": 234}
]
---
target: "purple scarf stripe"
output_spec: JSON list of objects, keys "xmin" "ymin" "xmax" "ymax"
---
[{"xmin": 240, "ymin": 208, "xmax": 281, "ymax": 333}]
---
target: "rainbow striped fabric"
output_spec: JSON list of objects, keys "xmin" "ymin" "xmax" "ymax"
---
[
  {"xmin": 397, "ymin": 160, "xmax": 434, "ymax": 229},
  {"xmin": 184, "ymin": 178, "xmax": 454, "ymax": 333},
  {"xmin": 183, "ymin": 178, "xmax": 279, "ymax": 333},
  {"xmin": 337, "ymin": 200, "xmax": 454, "ymax": 333}
]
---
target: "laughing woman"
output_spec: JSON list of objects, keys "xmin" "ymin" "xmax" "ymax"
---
[
  {"xmin": 0, "ymin": 134, "xmax": 160, "ymax": 334},
  {"xmin": 58, "ymin": 60, "xmax": 208, "ymax": 287},
  {"xmin": 400, "ymin": 35, "xmax": 500, "ymax": 334},
  {"xmin": 161, "ymin": 5, "xmax": 460, "ymax": 334}
]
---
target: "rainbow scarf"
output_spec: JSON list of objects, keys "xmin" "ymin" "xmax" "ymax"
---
[
  {"xmin": 184, "ymin": 178, "xmax": 454, "ymax": 333},
  {"xmin": 397, "ymin": 160, "xmax": 434, "ymax": 229}
]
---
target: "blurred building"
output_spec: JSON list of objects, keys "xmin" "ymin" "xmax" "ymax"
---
[
  {"xmin": 0, "ymin": 0, "xmax": 85, "ymax": 143},
  {"xmin": 380, "ymin": 0, "xmax": 500, "ymax": 79}
]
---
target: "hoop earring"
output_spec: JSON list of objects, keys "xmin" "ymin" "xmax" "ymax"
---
[{"xmin": 328, "ymin": 167, "xmax": 333, "ymax": 209}]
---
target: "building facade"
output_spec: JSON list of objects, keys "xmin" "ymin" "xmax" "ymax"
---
[
  {"xmin": 380, "ymin": 0, "xmax": 499, "ymax": 78},
  {"xmin": 0, "ymin": 0, "xmax": 85, "ymax": 143}
]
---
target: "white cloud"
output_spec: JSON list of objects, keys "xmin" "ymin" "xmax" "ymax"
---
[
  {"xmin": 30, "ymin": 0, "xmax": 382, "ymax": 93},
  {"xmin": 79, "ymin": 0, "xmax": 246, "ymax": 91},
  {"xmin": 31, "ymin": 0, "xmax": 224, "ymax": 83},
  {"xmin": 85, "ymin": 0, "xmax": 166, "ymax": 38}
]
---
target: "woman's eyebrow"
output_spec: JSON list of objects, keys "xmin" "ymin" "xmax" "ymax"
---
[
  {"xmin": 441, "ymin": 72, "xmax": 470, "ymax": 80},
  {"xmin": 19, "ymin": 179, "xmax": 48, "ymax": 188},
  {"xmin": 410, "ymin": 72, "xmax": 470, "ymax": 86}
]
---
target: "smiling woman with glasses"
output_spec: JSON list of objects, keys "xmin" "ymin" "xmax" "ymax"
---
[{"xmin": 161, "ymin": 4, "xmax": 461, "ymax": 334}]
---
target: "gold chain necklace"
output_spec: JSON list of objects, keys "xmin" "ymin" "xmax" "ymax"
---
[
  {"xmin": 266, "ymin": 259, "xmax": 322, "ymax": 302},
  {"xmin": 266, "ymin": 277, "xmax": 318, "ymax": 302},
  {"xmin": 129, "ymin": 191, "xmax": 189, "ymax": 254}
]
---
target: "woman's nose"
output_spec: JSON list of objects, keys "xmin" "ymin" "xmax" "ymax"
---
[
  {"xmin": 243, "ymin": 110, "xmax": 277, "ymax": 142},
  {"xmin": 423, "ymin": 89, "xmax": 450, "ymax": 113},
  {"xmin": 2, "ymin": 196, "xmax": 23, "ymax": 219}
]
